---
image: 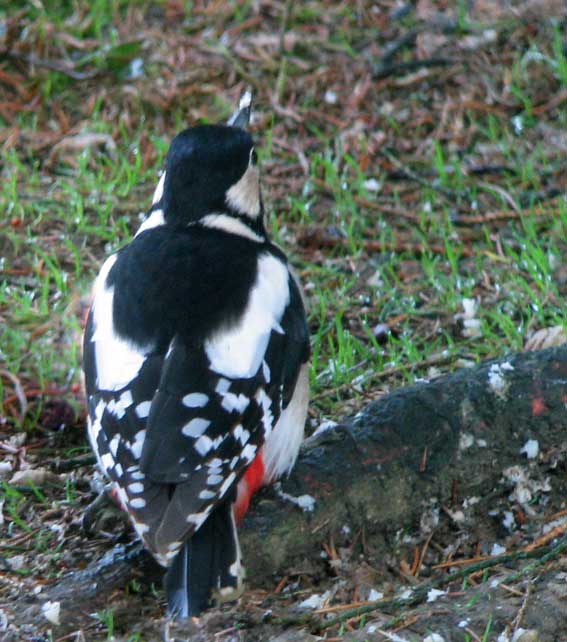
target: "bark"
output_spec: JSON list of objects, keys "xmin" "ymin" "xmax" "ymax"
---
[
  {"xmin": 8, "ymin": 346, "xmax": 567, "ymax": 636},
  {"xmin": 241, "ymin": 345, "xmax": 567, "ymax": 579}
]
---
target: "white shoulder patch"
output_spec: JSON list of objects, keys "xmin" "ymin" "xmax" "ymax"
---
[
  {"xmin": 205, "ymin": 253, "xmax": 290, "ymax": 378},
  {"xmin": 91, "ymin": 255, "xmax": 149, "ymax": 391}
]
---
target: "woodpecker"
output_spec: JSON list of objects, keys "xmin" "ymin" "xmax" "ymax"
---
[{"xmin": 82, "ymin": 93, "xmax": 310, "ymax": 618}]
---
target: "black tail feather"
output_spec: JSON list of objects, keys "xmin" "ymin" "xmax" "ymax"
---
[{"xmin": 164, "ymin": 500, "xmax": 242, "ymax": 619}]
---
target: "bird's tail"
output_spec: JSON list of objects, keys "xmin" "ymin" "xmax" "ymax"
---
[{"xmin": 164, "ymin": 500, "xmax": 244, "ymax": 618}]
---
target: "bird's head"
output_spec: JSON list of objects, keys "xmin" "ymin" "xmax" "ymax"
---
[{"xmin": 160, "ymin": 93, "xmax": 264, "ymax": 237}]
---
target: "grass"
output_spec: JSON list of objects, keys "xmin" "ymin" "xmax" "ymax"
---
[{"xmin": 1, "ymin": 2, "xmax": 567, "ymax": 639}]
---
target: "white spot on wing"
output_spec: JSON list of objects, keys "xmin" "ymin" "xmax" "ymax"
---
[
  {"xmin": 130, "ymin": 429, "xmax": 146, "ymax": 459},
  {"xmin": 130, "ymin": 497, "xmax": 146, "ymax": 509},
  {"xmin": 205, "ymin": 254, "xmax": 290, "ymax": 378},
  {"xmin": 182, "ymin": 393, "xmax": 209, "ymax": 408},
  {"xmin": 109, "ymin": 434, "xmax": 120, "ymax": 457},
  {"xmin": 221, "ymin": 392, "xmax": 250, "ymax": 413},
  {"xmin": 182, "ymin": 417, "xmax": 211, "ymax": 438},
  {"xmin": 135, "ymin": 401, "xmax": 152, "ymax": 418},
  {"xmin": 194, "ymin": 435, "xmax": 213, "ymax": 455}
]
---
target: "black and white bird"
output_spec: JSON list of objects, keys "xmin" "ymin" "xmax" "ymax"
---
[{"xmin": 82, "ymin": 93, "xmax": 310, "ymax": 618}]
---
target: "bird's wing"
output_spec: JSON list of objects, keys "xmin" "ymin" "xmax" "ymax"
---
[{"xmin": 139, "ymin": 256, "xmax": 309, "ymax": 553}]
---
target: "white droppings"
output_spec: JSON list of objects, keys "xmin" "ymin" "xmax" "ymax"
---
[
  {"xmin": 130, "ymin": 497, "xmax": 146, "ymax": 509},
  {"xmin": 182, "ymin": 393, "xmax": 209, "ymax": 408},
  {"xmin": 194, "ymin": 435, "xmax": 213, "ymax": 456},
  {"xmin": 135, "ymin": 401, "xmax": 152, "ymax": 419},
  {"xmin": 181, "ymin": 417, "xmax": 211, "ymax": 438},
  {"xmin": 521, "ymin": 439, "xmax": 539, "ymax": 459},
  {"xmin": 41, "ymin": 601, "xmax": 60, "ymax": 625}
]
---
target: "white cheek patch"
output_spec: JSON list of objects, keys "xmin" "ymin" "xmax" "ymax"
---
[
  {"xmin": 205, "ymin": 253, "xmax": 290, "ymax": 379},
  {"xmin": 91, "ymin": 255, "xmax": 149, "ymax": 391},
  {"xmin": 226, "ymin": 165, "xmax": 260, "ymax": 218}
]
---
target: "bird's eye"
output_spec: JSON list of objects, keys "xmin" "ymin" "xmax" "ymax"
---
[{"xmin": 250, "ymin": 149, "xmax": 258, "ymax": 165}]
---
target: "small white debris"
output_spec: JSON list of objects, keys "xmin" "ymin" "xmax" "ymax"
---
[
  {"xmin": 512, "ymin": 115, "xmax": 524, "ymax": 134},
  {"xmin": 491, "ymin": 543, "xmax": 506, "ymax": 556},
  {"xmin": 488, "ymin": 363, "xmax": 511, "ymax": 399},
  {"xmin": 298, "ymin": 590, "xmax": 331, "ymax": 609},
  {"xmin": 458, "ymin": 619, "xmax": 470, "ymax": 628},
  {"xmin": 312, "ymin": 419, "xmax": 338, "ymax": 438},
  {"xmin": 459, "ymin": 433, "xmax": 474, "ymax": 451},
  {"xmin": 427, "ymin": 588, "xmax": 446, "ymax": 602},
  {"xmin": 363, "ymin": 178, "xmax": 381, "ymax": 192},
  {"xmin": 9, "ymin": 554, "xmax": 25, "ymax": 570},
  {"xmin": 454, "ymin": 298, "xmax": 482, "ymax": 338},
  {"xmin": 276, "ymin": 485, "xmax": 316, "ymax": 512},
  {"xmin": 502, "ymin": 511, "xmax": 515, "ymax": 530},
  {"xmin": 521, "ymin": 439, "xmax": 539, "ymax": 459},
  {"xmin": 41, "ymin": 601, "xmax": 61, "ymax": 625},
  {"xmin": 10, "ymin": 468, "xmax": 60, "ymax": 486},
  {"xmin": 398, "ymin": 588, "xmax": 414, "ymax": 600},
  {"xmin": 0, "ymin": 461, "xmax": 13, "ymax": 478},
  {"xmin": 324, "ymin": 90, "xmax": 338, "ymax": 104},
  {"xmin": 367, "ymin": 588, "xmax": 383, "ymax": 601},
  {"xmin": 0, "ymin": 609, "xmax": 7, "ymax": 631},
  {"xmin": 424, "ymin": 635, "xmax": 446, "ymax": 642}
]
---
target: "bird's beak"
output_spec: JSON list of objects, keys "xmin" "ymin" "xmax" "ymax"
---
[{"xmin": 227, "ymin": 90, "xmax": 253, "ymax": 130}]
